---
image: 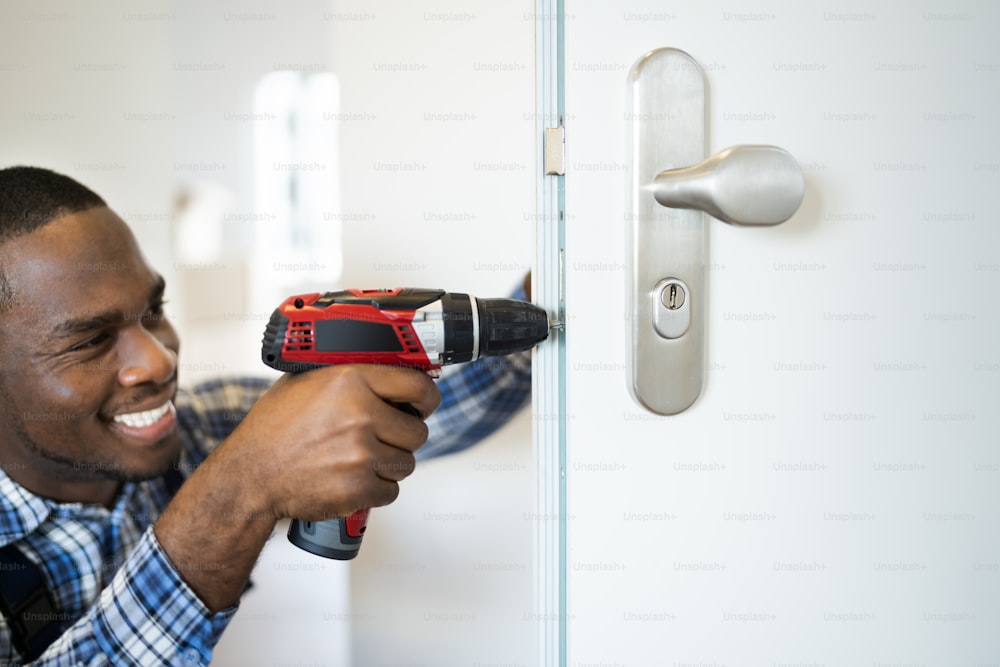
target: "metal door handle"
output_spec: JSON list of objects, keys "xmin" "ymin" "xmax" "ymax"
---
[
  {"xmin": 653, "ymin": 145, "xmax": 804, "ymax": 226},
  {"xmin": 626, "ymin": 48, "xmax": 804, "ymax": 415}
]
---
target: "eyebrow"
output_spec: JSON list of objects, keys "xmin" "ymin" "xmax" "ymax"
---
[{"xmin": 52, "ymin": 275, "xmax": 167, "ymax": 338}]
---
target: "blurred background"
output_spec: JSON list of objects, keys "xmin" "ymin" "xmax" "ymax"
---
[{"xmin": 0, "ymin": 0, "xmax": 538, "ymax": 664}]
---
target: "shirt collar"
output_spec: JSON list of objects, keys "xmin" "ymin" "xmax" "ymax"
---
[
  {"xmin": 0, "ymin": 467, "xmax": 142, "ymax": 547},
  {"xmin": 0, "ymin": 466, "xmax": 53, "ymax": 547}
]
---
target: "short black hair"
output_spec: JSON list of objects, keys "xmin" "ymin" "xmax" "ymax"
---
[
  {"xmin": 0, "ymin": 166, "xmax": 107, "ymax": 308},
  {"xmin": 0, "ymin": 166, "xmax": 106, "ymax": 242}
]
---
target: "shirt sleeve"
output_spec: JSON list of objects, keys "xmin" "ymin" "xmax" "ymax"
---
[
  {"xmin": 418, "ymin": 284, "xmax": 534, "ymax": 460},
  {"xmin": 32, "ymin": 527, "xmax": 236, "ymax": 667},
  {"xmin": 173, "ymin": 377, "xmax": 274, "ymax": 474}
]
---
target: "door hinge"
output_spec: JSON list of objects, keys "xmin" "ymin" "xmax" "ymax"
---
[{"xmin": 544, "ymin": 125, "xmax": 565, "ymax": 176}]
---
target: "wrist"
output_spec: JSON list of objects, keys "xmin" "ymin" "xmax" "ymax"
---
[{"xmin": 193, "ymin": 430, "xmax": 280, "ymax": 528}]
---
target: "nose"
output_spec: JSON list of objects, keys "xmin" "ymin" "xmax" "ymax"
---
[{"xmin": 117, "ymin": 324, "xmax": 178, "ymax": 387}]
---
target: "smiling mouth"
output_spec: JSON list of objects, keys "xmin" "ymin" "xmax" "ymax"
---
[{"xmin": 111, "ymin": 401, "xmax": 173, "ymax": 429}]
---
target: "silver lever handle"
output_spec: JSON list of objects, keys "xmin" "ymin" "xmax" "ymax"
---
[{"xmin": 652, "ymin": 145, "xmax": 804, "ymax": 226}]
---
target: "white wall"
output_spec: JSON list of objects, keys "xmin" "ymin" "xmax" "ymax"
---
[
  {"xmin": 0, "ymin": 1, "xmax": 177, "ymax": 278},
  {"xmin": 0, "ymin": 1, "xmax": 537, "ymax": 664}
]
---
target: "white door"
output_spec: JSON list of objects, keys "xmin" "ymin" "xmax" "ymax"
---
[{"xmin": 553, "ymin": 0, "xmax": 1000, "ymax": 663}]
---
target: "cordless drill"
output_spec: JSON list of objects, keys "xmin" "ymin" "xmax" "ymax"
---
[{"xmin": 261, "ymin": 287, "xmax": 551, "ymax": 560}]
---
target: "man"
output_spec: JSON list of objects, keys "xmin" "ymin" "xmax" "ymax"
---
[{"xmin": 0, "ymin": 166, "xmax": 532, "ymax": 665}]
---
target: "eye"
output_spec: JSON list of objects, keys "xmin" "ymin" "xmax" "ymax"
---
[{"xmin": 69, "ymin": 331, "xmax": 112, "ymax": 352}]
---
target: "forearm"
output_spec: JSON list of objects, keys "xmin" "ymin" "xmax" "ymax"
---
[{"xmin": 153, "ymin": 436, "xmax": 277, "ymax": 612}]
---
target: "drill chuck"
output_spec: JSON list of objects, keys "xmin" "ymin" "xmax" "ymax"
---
[{"xmin": 476, "ymin": 298, "xmax": 551, "ymax": 357}]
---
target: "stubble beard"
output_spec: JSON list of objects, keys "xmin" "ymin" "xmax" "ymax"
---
[{"xmin": 8, "ymin": 417, "xmax": 178, "ymax": 484}]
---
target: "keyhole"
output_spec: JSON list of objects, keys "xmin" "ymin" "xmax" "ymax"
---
[{"xmin": 662, "ymin": 283, "xmax": 685, "ymax": 310}]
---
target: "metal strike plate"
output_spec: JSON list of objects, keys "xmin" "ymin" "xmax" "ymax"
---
[{"xmin": 626, "ymin": 48, "xmax": 804, "ymax": 415}]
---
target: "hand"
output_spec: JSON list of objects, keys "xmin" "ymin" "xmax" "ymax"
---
[
  {"xmin": 155, "ymin": 364, "xmax": 439, "ymax": 612},
  {"xmin": 229, "ymin": 364, "xmax": 441, "ymax": 522}
]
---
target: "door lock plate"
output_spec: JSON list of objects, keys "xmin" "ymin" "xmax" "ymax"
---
[{"xmin": 626, "ymin": 48, "xmax": 707, "ymax": 415}]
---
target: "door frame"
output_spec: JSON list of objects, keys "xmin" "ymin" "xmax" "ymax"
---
[{"xmin": 533, "ymin": 0, "xmax": 567, "ymax": 665}]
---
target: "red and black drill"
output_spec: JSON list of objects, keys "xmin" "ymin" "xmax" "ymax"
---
[{"xmin": 261, "ymin": 287, "xmax": 551, "ymax": 559}]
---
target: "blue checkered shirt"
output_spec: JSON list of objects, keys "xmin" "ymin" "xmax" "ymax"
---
[{"xmin": 0, "ymin": 342, "xmax": 531, "ymax": 665}]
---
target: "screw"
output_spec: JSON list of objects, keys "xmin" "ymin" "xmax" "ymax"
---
[{"xmin": 661, "ymin": 282, "xmax": 685, "ymax": 310}]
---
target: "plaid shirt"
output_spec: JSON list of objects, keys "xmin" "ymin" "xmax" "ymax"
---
[{"xmin": 0, "ymin": 343, "xmax": 531, "ymax": 666}]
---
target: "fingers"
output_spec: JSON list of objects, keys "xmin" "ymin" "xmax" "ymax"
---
[
  {"xmin": 366, "ymin": 479, "xmax": 400, "ymax": 510},
  {"xmin": 370, "ymin": 443, "xmax": 416, "ymax": 483},
  {"xmin": 319, "ymin": 443, "xmax": 412, "ymax": 513},
  {"xmin": 358, "ymin": 396, "xmax": 427, "ymax": 455},
  {"xmin": 312, "ymin": 364, "xmax": 439, "ymax": 453},
  {"xmin": 359, "ymin": 364, "xmax": 442, "ymax": 420}
]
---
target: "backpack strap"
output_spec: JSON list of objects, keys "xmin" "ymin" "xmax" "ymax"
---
[
  {"xmin": 162, "ymin": 465, "xmax": 185, "ymax": 496},
  {"xmin": 0, "ymin": 544, "xmax": 63, "ymax": 662}
]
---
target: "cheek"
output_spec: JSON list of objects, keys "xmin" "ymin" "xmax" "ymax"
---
[
  {"xmin": 30, "ymin": 366, "xmax": 118, "ymax": 419},
  {"xmin": 0, "ymin": 375, "xmax": 97, "ymax": 447}
]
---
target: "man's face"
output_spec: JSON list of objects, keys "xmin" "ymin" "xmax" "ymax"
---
[{"xmin": 0, "ymin": 206, "xmax": 181, "ymax": 501}]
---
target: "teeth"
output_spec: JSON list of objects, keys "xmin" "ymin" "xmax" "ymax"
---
[{"xmin": 112, "ymin": 402, "xmax": 172, "ymax": 429}]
